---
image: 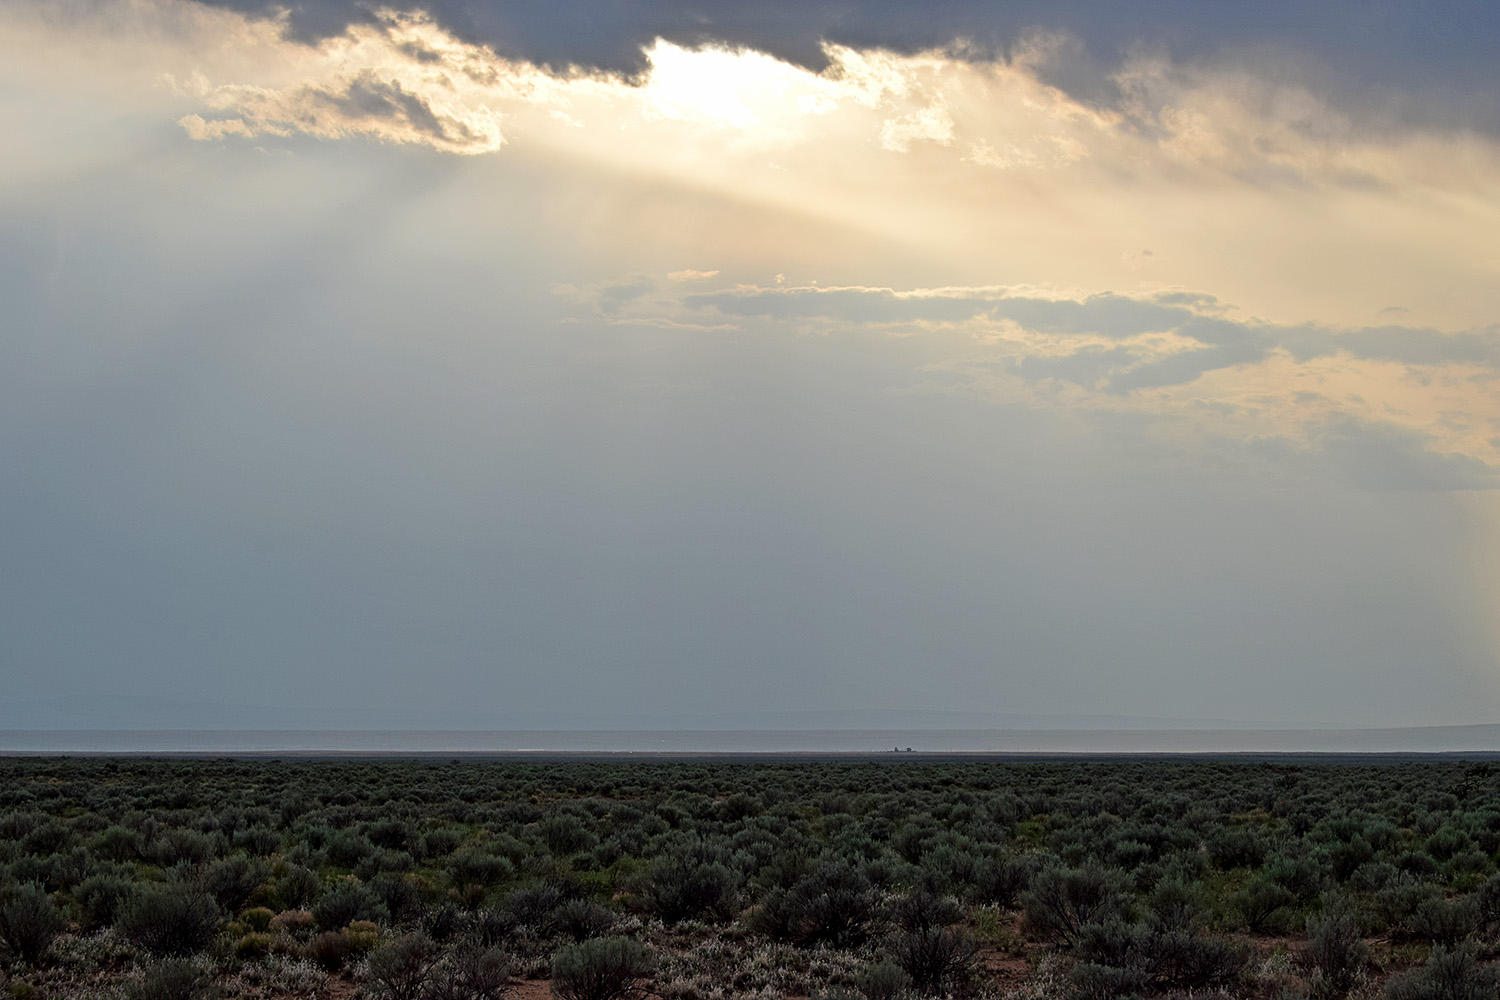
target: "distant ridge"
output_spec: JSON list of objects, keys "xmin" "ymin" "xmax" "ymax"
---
[{"xmin": 0, "ymin": 696, "xmax": 1315, "ymax": 732}]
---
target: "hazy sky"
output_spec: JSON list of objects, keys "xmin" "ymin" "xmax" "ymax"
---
[{"xmin": 3, "ymin": 0, "xmax": 1499, "ymax": 730}]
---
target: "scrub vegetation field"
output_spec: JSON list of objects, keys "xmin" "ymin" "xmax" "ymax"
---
[{"xmin": 3, "ymin": 758, "xmax": 1500, "ymax": 1000}]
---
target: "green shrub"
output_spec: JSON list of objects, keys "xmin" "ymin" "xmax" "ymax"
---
[
  {"xmin": 1071, "ymin": 911, "xmax": 1247, "ymax": 995},
  {"xmin": 231, "ymin": 826, "xmax": 281, "ymax": 856},
  {"xmin": 1474, "ymin": 874, "xmax": 1500, "ymax": 930},
  {"xmin": 1207, "ymin": 828, "xmax": 1267, "ymax": 870},
  {"xmin": 539, "ymin": 816, "xmax": 597, "ymax": 857},
  {"xmin": 1375, "ymin": 879, "xmax": 1443, "ymax": 934},
  {"xmin": 557, "ymin": 899, "xmax": 615, "ymax": 941},
  {"xmin": 306, "ymin": 930, "xmax": 355, "ymax": 971},
  {"xmin": 421, "ymin": 901, "xmax": 464, "ymax": 943},
  {"xmin": 891, "ymin": 926, "xmax": 976, "ymax": 994},
  {"xmin": 123, "ymin": 960, "xmax": 215, "ymax": 1000},
  {"xmin": 550, "ymin": 937, "xmax": 653, "ymax": 1000},
  {"xmin": 749, "ymin": 862, "xmax": 874, "ymax": 947},
  {"xmin": 365, "ymin": 932, "xmax": 437, "ymax": 1000},
  {"xmin": 205, "ymin": 857, "xmax": 268, "ymax": 913},
  {"xmin": 718, "ymin": 794, "xmax": 762, "ymax": 822},
  {"xmin": 241, "ymin": 906, "xmax": 274, "ymax": 932},
  {"xmin": 469, "ymin": 907, "xmax": 516, "ymax": 949},
  {"xmin": 1384, "ymin": 945, "xmax": 1500, "ymax": 1000},
  {"xmin": 1147, "ymin": 929, "xmax": 1248, "ymax": 989},
  {"xmin": 367, "ymin": 820, "xmax": 415, "ymax": 854},
  {"xmin": 5, "ymin": 980, "xmax": 46, "ymax": 1000},
  {"xmin": 441, "ymin": 946, "xmax": 510, "ymax": 1000},
  {"xmin": 1021, "ymin": 864, "xmax": 1129, "ymax": 946},
  {"xmin": 1304, "ymin": 896, "xmax": 1368, "ymax": 998},
  {"xmin": 146, "ymin": 830, "xmax": 214, "ymax": 867},
  {"xmin": 1330, "ymin": 837, "xmax": 1375, "ymax": 882},
  {"xmin": 325, "ymin": 831, "xmax": 375, "ymax": 869},
  {"xmin": 90, "ymin": 825, "xmax": 142, "ymax": 862},
  {"xmin": 451, "ymin": 850, "xmax": 515, "ymax": 891},
  {"xmin": 346, "ymin": 919, "xmax": 381, "ymax": 951},
  {"xmin": 642, "ymin": 855, "xmax": 739, "ymax": 924},
  {"xmin": 1073, "ymin": 917, "xmax": 1148, "ymax": 973},
  {"xmin": 501, "ymin": 883, "xmax": 568, "ymax": 935},
  {"xmin": 1070, "ymin": 961, "xmax": 1151, "ymax": 1000},
  {"xmin": 889, "ymin": 889, "xmax": 962, "ymax": 934},
  {"xmin": 1265, "ymin": 853, "xmax": 1326, "ymax": 901},
  {"xmin": 117, "ymin": 886, "xmax": 222, "ymax": 956},
  {"xmin": 971, "ymin": 854, "xmax": 1031, "ymax": 906},
  {"xmin": 76, "ymin": 872, "xmax": 135, "ymax": 929},
  {"xmin": 0, "ymin": 883, "xmax": 65, "ymax": 965},
  {"xmin": 369, "ymin": 874, "xmax": 422, "ymax": 924},
  {"xmin": 1406, "ymin": 897, "xmax": 1477, "ymax": 946},
  {"xmin": 20, "ymin": 821, "xmax": 70, "ymax": 857},
  {"xmin": 422, "ymin": 829, "xmax": 465, "ymax": 858},
  {"xmin": 312, "ymin": 881, "xmax": 388, "ymax": 930},
  {"xmin": 1397, "ymin": 851, "xmax": 1441, "ymax": 879},
  {"xmin": 269, "ymin": 909, "xmax": 315, "ymax": 936},
  {"xmin": 233, "ymin": 932, "xmax": 273, "ymax": 958},
  {"xmin": 1426, "ymin": 827, "xmax": 1471, "ymax": 862},
  {"xmin": 273, "ymin": 866, "xmax": 321, "ymax": 910},
  {"xmin": 854, "ymin": 960, "xmax": 911, "ymax": 1000}
]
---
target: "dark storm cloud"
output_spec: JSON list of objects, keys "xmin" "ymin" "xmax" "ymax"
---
[{"xmin": 189, "ymin": 0, "xmax": 1500, "ymax": 128}]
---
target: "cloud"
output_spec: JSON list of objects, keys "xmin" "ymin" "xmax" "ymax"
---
[
  {"xmin": 879, "ymin": 104, "xmax": 955, "ymax": 152},
  {"xmin": 52, "ymin": 0, "xmax": 1484, "ymax": 204},
  {"xmin": 1012, "ymin": 344, "xmax": 1141, "ymax": 385},
  {"xmin": 1152, "ymin": 290, "xmax": 1221, "ymax": 310},
  {"xmin": 178, "ymin": 113, "xmax": 255, "ymax": 140},
  {"xmin": 679, "ymin": 283, "xmax": 1499, "ymax": 387},
  {"xmin": 685, "ymin": 286, "xmax": 1193, "ymax": 335},
  {"xmin": 646, "ymin": 279, "xmax": 1500, "ymax": 481},
  {"xmin": 1259, "ymin": 419, "xmax": 1500, "ymax": 492},
  {"xmin": 686, "ymin": 286, "xmax": 998, "ymax": 323},
  {"xmin": 1281, "ymin": 325, "xmax": 1500, "ymax": 367},
  {"xmin": 184, "ymin": 0, "xmax": 1500, "ymax": 136},
  {"xmin": 595, "ymin": 276, "xmax": 656, "ymax": 315},
  {"xmin": 1095, "ymin": 315, "xmax": 1274, "ymax": 390},
  {"xmin": 186, "ymin": 65, "xmax": 505, "ymax": 153},
  {"xmin": 315, "ymin": 72, "xmax": 494, "ymax": 147},
  {"xmin": 990, "ymin": 294, "xmax": 1189, "ymax": 337}
]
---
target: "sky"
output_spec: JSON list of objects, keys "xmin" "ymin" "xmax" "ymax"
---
[{"xmin": 2, "ymin": 0, "xmax": 1499, "ymax": 732}]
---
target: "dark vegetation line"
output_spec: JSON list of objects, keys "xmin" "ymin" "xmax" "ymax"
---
[{"xmin": 3, "ymin": 758, "xmax": 1500, "ymax": 1000}]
